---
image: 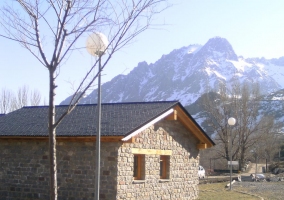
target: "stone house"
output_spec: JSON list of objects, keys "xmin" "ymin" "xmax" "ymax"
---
[{"xmin": 0, "ymin": 101, "xmax": 214, "ymax": 199}]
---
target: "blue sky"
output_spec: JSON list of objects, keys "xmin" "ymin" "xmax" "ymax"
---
[{"xmin": 1, "ymin": 0, "xmax": 284, "ymax": 104}]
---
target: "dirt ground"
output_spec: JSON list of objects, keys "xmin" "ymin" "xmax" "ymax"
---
[
  {"xmin": 199, "ymin": 181, "xmax": 284, "ymax": 200},
  {"xmin": 199, "ymin": 163, "xmax": 284, "ymax": 200},
  {"xmin": 233, "ymin": 181, "xmax": 284, "ymax": 200}
]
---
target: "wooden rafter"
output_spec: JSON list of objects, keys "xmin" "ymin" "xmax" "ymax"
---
[{"xmin": 173, "ymin": 105, "xmax": 214, "ymax": 149}]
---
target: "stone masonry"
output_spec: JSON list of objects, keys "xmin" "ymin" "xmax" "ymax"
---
[
  {"xmin": 0, "ymin": 140, "xmax": 121, "ymax": 199},
  {"xmin": 116, "ymin": 120, "xmax": 200, "ymax": 200},
  {"xmin": 0, "ymin": 119, "xmax": 200, "ymax": 199}
]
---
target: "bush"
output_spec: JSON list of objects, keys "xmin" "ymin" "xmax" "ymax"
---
[{"xmin": 269, "ymin": 161, "xmax": 284, "ymax": 174}]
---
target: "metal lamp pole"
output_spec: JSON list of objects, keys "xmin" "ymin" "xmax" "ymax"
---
[
  {"xmin": 86, "ymin": 33, "xmax": 108, "ymax": 200},
  {"xmin": 94, "ymin": 54, "xmax": 102, "ymax": 200},
  {"xmin": 228, "ymin": 117, "xmax": 236, "ymax": 191}
]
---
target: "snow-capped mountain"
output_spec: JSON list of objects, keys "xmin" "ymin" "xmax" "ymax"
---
[
  {"xmin": 185, "ymin": 89, "xmax": 284, "ymax": 137},
  {"xmin": 60, "ymin": 37, "xmax": 284, "ymax": 106}
]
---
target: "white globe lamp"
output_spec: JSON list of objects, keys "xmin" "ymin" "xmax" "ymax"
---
[
  {"xmin": 86, "ymin": 32, "xmax": 108, "ymax": 57},
  {"xmin": 228, "ymin": 117, "xmax": 236, "ymax": 126}
]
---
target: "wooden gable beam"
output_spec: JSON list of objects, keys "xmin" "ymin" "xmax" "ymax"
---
[
  {"xmin": 173, "ymin": 105, "xmax": 214, "ymax": 149},
  {"xmin": 197, "ymin": 143, "xmax": 207, "ymax": 150},
  {"xmin": 165, "ymin": 109, "xmax": 177, "ymax": 120}
]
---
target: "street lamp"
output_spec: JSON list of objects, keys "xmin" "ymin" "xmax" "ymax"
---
[
  {"xmin": 228, "ymin": 117, "xmax": 236, "ymax": 191},
  {"xmin": 86, "ymin": 32, "xmax": 108, "ymax": 200}
]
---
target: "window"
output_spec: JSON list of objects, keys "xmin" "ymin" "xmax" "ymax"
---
[
  {"xmin": 160, "ymin": 155, "xmax": 170, "ymax": 179},
  {"xmin": 133, "ymin": 154, "xmax": 145, "ymax": 180}
]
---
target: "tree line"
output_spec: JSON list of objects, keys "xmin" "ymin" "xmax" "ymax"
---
[
  {"xmin": 0, "ymin": 86, "xmax": 45, "ymax": 114},
  {"xmin": 199, "ymin": 82, "xmax": 283, "ymax": 171}
]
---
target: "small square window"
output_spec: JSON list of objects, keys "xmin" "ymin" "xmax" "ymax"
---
[
  {"xmin": 133, "ymin": 154, "xmax": 145, "ymax": 180},
  {"xmin": 160, "ymin": 155, "xmax": 170, "ymax": 179}
]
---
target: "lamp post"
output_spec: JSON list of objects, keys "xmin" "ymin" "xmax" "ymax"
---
[
  {"xmin": 228, "ymin": 117, "xmax": 236, "ymax": 191},
  {"xmin": 86, "ymin": 32, "xmax": 108, "ymax": 200}
]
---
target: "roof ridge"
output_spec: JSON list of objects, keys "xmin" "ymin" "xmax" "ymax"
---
[{"xmin": 22, "ymin": 100, "xmax": 179, "ymax": 109}]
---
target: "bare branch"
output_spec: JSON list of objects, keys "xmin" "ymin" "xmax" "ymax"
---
[
  {"xmin": 0, "ymin": 0, "xmax": 170, "ymax": 198},
  {"xmin": 30, "ymin": 89, "xmax": 41, "ymax": 106},
  {"xmin": 0, "ymin": 88, "xmax": 14, "ymax": 114},
  {"xmin": 201, "ymin": 81, "xmax": 277, "ymax": 169}
]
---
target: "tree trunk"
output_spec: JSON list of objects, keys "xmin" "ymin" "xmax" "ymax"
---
[
  {"xmin": 240, "ymin": 146, "xmax": 245, "ymax": 170},
  {"xmin": 48, "ymin": 69, "xmax": 57, "ymax": 200},
  {"xmin": 225, "ymin": 142, "xmax": 229, "ymax": 161}
]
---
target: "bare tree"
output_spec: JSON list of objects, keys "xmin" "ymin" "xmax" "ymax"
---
[
  {"xmin": 202, "ymin": 82, "xmax": 277, "ymax": 170},
  {"xmin": 0, "ymin": 88, "xmax": 14, "ymax": 114},
  {"xmin": 251, "ymin": 125, "xmax": 282, "ymax": 164},
  {"xmin": 0, "ymin": 86, "xmax": 43, "ymax": 113},
  {"xmin": 232, "ymin": 83, "xmax": 280, "ymax": 169},
  {"xmin": 30, "ymin": 89, "xmax": 42, "ymax": 106},
  {"xmin": 14, "ymin": 85, "xmax": 29, "ymax": 109},
  {"xmin": 0, "ymin": 0, "xmax": 169, "ymax": 199}
]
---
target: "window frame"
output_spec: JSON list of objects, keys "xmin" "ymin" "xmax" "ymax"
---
[
  {"xmin": 133, "ymin": 154, "xmax": 145, "ymax": 180},
  {"xmin": 160, "ymin": 155, "xmax": 170, "ymax": 179}
]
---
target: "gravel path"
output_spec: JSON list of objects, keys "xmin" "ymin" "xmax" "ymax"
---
[
  {"xmin": 233, "ymin": 177, "xmax": 284, "ymax": 199},
  {"xmin": 246, "ymin": 162, "xmax": 266, "ymax": 175},
  {"xmin": 203, "ymin": 163, "xmax": 284, "ymax": 199},
  {"xmin": 230, "ymin": 163, "xmax": 284, "ymax": 199},
  {"xmin": 233, "ymin": 163, "xmax": 284, "ymax": 200}
]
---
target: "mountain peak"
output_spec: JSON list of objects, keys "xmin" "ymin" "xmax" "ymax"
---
[
  {"xmin": 60, "ymin": 37, "xmax": 284, "ymax": 108},
  {"xmin": 197, "ymin": 37, "xmax": 238, "ymax": 61}
]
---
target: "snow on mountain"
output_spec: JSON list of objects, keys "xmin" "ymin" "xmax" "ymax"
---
[
  {"xmin": 60, "ymin": 37, "xmax": 284, "ymax": 107},
  {"xmin": 185, "ymin": 89, "xmax": 284, "ymax": 137}
]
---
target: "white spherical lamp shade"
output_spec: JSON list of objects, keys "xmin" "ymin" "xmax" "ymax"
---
[
  {"xmin": 228, "ymin": 117, "xmax": 236, "ymax": 126},
  {"xmin": 86, "ymin": 32, "xmax": 109, "ymax": 56}
]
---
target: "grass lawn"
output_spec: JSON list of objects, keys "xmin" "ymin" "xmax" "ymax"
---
[{"xmin": 198, "ymin": 183, "xmax": 259, "ymax": 200}]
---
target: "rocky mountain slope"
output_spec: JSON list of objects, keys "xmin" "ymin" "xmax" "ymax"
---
[
  {"xmin": 61, "ymin": 37, "xmax": 284, "ymax": 107},
  {"xmin": 185, "ymin": 89, "xmax": 284, "ymax": 136}
]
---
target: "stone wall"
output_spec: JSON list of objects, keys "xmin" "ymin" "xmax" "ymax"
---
[
  {"xmin": 0, "ymin": 140, "xmax": 121, "ymax": 199},
  {"xmin": 117, "ymin": 120, "xmax": 200, "ymax": 200},
  {"xmin": 0, "ymin": 119, "xmax": 200, "ymax": 200}
]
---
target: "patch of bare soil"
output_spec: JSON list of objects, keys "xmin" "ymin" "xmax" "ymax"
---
[{"xmin": 233, "ymin": 181, "xmax": 284, "ymax": 200}]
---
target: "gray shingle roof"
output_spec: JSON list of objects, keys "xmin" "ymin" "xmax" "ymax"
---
[{"xmin": 0, "ymin": 101, "xmax": 180, "ymax": 137}]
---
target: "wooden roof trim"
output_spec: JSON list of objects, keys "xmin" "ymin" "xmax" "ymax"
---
[
  {"xmin": 121, "ymin": 108, "xmax": 174, "ymax": 141},
  {"xmin": 173, "ymin": 105, "xmax": 214, "ymax": 148}
]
